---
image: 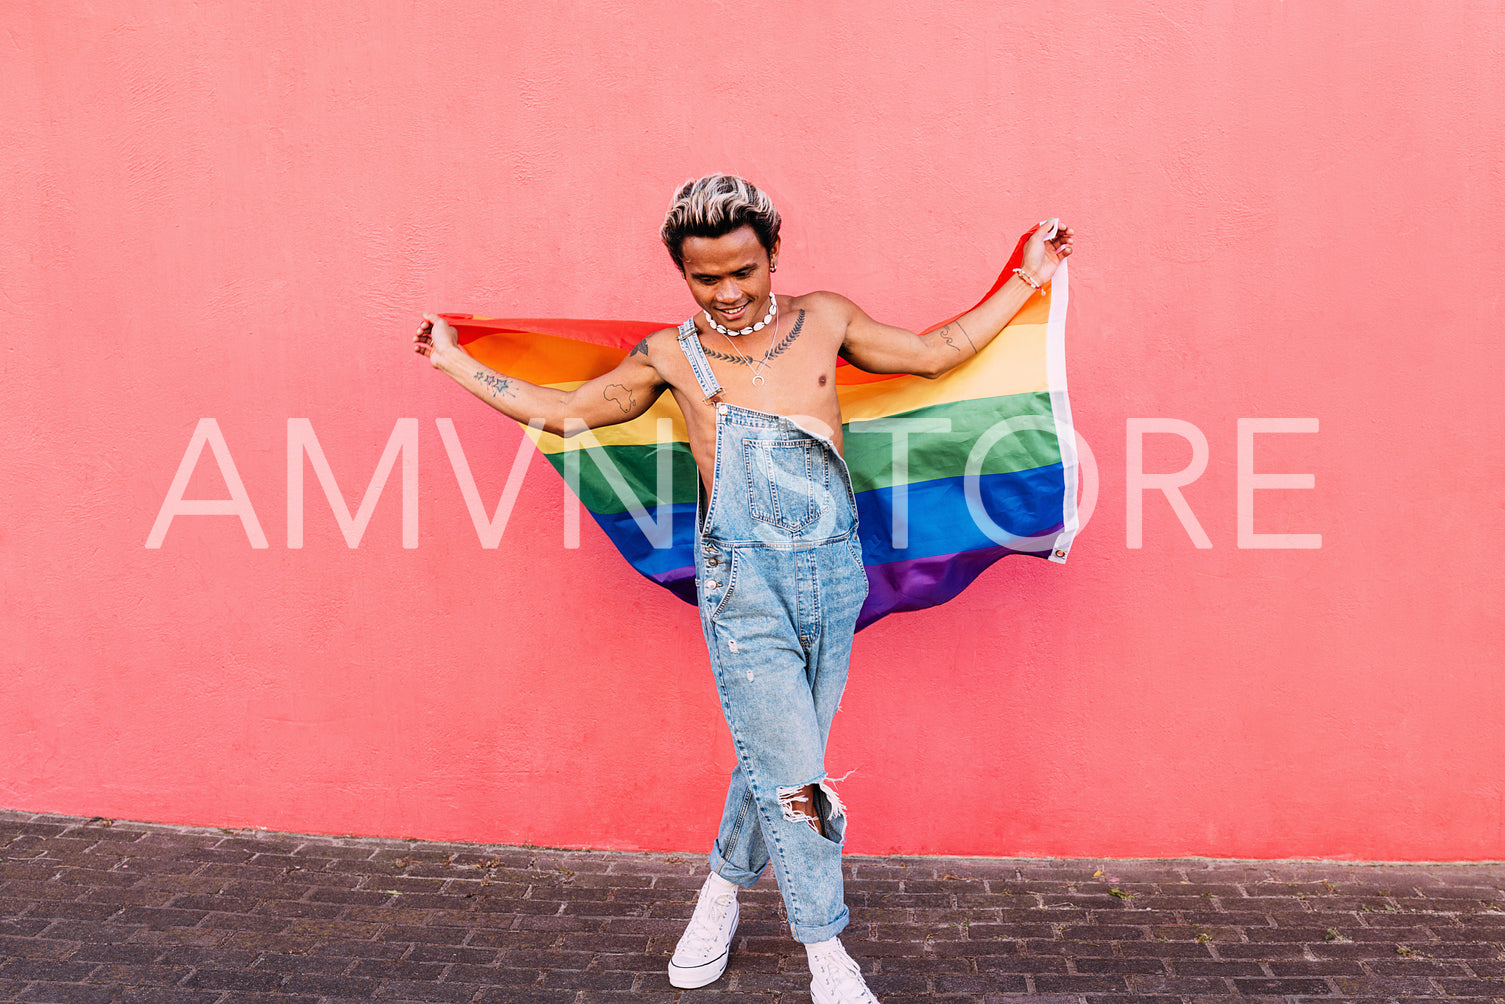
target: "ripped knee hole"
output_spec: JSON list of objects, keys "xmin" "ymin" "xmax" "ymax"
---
[{"xmin": 775, "ymin": 777, "xmax": 849, "ymax": 833}]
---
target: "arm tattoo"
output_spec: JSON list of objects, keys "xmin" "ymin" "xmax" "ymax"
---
[
  {"xmin": 702, "ymin": 309, "xmax": 807, "ymax": 366},
  {"xmin": 953, "ymin": 319, "xmax": 978, "ymax": 353},
  {"xmin": 475, "ymin": 370, "xmax": 514, "ymax": 398},
  {"xmin": 933, "ymin": 321, "xmax": 978, "ymax": 356},
  {"xmin": 629, "ymin": 337, "xmax": 649, "ymax": 359},
  {"xmin": 603, "ymin": 383, "xmax": 636, "ymax": 414}
]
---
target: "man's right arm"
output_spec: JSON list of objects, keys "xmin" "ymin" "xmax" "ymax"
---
[{"xmin": 414, "ymin": 313, "xmax": 666, "ymax": 435}]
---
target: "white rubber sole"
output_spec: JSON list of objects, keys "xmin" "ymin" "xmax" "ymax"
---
[{"xmin": 666, "ymin": 898, "xmax": 738, "ymax": 988}]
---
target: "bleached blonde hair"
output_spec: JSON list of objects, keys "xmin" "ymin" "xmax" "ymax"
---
[{"xmin": 660, "ymin": 174, "xmax": 781, "ymax": 271}]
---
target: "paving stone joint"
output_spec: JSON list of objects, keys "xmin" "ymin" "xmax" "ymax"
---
[{"xmin": 1, "ymin": 810, "xmax": 1503, "ymax": 1003}]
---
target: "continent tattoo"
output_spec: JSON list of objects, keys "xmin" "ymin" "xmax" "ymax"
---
[
  {"xmin": 475, "ymin": 371, "xmax": 514, "ymax": 398},
  {"xmin": 604, "ymin": 383, "xmax": 636, "ymax": 414},
  {"xmin": 702, "ymin": 309, "xmax": 807, "ymax": 366}
]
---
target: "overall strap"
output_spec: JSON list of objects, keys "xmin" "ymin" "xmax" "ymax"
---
[{"xmin": 676, "ymin": 317, "xmax": 723, "ymax": 403}]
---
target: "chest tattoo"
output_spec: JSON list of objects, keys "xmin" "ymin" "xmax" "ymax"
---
[{"xmin": 701, "ymin": 309, "xmax": 806, "ymax": 367}]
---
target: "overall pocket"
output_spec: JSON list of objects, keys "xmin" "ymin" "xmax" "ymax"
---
[
  {"xmin": 742, "ymin": 438, "xmax": 830, "ymax": 534},
  {"xmin": 706, "ymin": 545, "xmax": 741, "ymax": 621},
  {"xmin": 845, "ymin": 532, "xmax": 867, "ymax": 576}
]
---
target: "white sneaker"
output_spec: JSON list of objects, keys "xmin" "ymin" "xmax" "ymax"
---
[
  {"xmin": 807, "ymin": 938, "xmax": 880, "ymax": 1004},
  {"xmin": 667, "ymin": 873, "xmax": 740, "ymax": 988}
]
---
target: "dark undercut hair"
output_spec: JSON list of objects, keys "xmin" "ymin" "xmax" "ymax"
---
[{"xmin": 660, "ymin": 174, "xmax": 781, "ymax": 272}]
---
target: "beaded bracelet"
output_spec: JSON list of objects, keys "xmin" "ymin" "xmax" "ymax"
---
[{"xmin": 1012, "ymin": 267, "xmax": 1044, "ymax": 294}]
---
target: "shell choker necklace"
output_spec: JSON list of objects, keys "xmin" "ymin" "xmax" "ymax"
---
[{"xmin": 705, "ymin": 293, "xmax": 777, "ymax": 337}]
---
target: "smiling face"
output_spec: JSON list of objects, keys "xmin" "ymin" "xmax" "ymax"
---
[{"xmin": 679, "ymin": 225, "xmax": 780, "ymax": 329}]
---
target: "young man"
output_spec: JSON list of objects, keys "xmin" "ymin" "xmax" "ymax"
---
[{"xmin": 414, "ymin": 174, "xmax": 1073, "ymax": 1003}]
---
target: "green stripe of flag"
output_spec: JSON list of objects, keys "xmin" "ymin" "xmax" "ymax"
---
[
  {"xmin": 843, "ymin": 393, "xmax": 1061, "ymax": 492},
  {"xmin": 541, "ymin": 391, "xmax": 1061, "ymax": 515}
]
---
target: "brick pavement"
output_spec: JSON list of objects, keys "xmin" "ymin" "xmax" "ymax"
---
[{"xmin": 1, "ymin": 810, "xmax": 1502, "ymax": 1003}]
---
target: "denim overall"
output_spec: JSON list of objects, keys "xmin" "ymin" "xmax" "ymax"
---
[{"xmin": 677, "ymin": 317, "xmax": 870, "ymax": 943}]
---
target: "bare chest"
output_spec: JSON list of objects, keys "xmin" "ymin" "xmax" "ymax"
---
[
  {"xmin": 663, "ymin": 310, "xmax": 847, "ymax": 487},
  {"xmin": 684, "ymin": 310, "xmax": 839, "ymax": 409}
]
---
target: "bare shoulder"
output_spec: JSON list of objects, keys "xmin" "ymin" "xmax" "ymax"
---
[
  {"xmin": 786, "ymin": 290, "xmax": 859, "ymax": 339},
  {"xmin": 625, "ymin": 325, "xmax": 684, "ymax": 366},
  {"xmin": 620, "ymin": 324, "xmax": 696, "ymax": 394},
  {"xmin": 789, "ymin": 289, "xmax": 858, "ymax": 318}
]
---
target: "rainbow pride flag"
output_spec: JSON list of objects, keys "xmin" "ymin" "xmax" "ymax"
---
[{"xmin": 449, "ymin": 232, "xmax": 1077, "ymax": 629}]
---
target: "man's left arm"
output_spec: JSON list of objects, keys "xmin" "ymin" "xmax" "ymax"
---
[{"xmin": 837, "ymin": 220, "xmax": 1074, "ymax": 378}]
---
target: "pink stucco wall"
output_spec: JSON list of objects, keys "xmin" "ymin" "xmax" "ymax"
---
[{"xmin": 4, "ymin": 1, "xmax": 1503, "ymax": 860}]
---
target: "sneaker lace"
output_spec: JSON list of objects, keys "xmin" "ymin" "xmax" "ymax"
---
[
  {"xmin": 814, "ymin": 946, "xmax": 875, "ymax": 1003},
  {"xmin": 680, "ymin": 888, "xmax": 734, "ymax": 952}
]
